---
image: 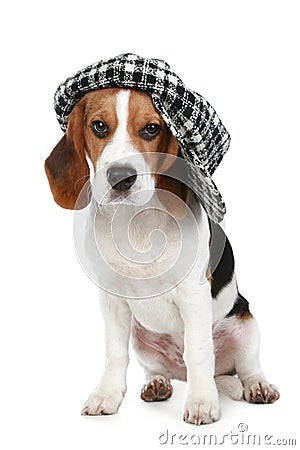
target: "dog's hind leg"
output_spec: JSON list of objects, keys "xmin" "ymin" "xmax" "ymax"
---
[
  {"xmin": 214, "ymin": 296, "xmax": 280, "ymax": 404},
  {"xmin": 232, "ymin": 314, "xmax": 280, "ymax": 403}
]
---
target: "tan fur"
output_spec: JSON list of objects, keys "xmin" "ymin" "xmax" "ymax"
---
[
  {"xmin": 45, "ymin": 99, "xmax": 90, "ymax": 209},
  {"xmin": 83, "ymin": 89, "xmax": 119, "ymax": 169},
  {"xmin": 207, "ymin": 263, "xmax": 213, "ymax": 288}
]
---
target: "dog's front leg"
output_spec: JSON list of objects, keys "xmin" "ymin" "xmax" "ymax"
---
[
  {"xmin": 177, "ymin": 281, "xmax": 220, "ymax": 425},
  {"xmin": 82, "ymin": 294, "xmax": 131, "ymax": 416}
]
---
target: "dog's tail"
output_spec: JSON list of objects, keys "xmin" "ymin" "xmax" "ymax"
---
[{"xmin": 215, "ymin": 375, "xmax": 244, "ymax": 401}]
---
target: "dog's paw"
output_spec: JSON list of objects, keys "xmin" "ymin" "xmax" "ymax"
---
[
  {"xmin": 81, "ymin": 389, "xmax": 124, "ymax": 416},
  {"xmin": 215, "ymin": 375, "xmax": 244, "ymax": 401},
  {"xmin": 244, "ymin": 381, "xmax": 280, "ymax": 404},
  {"xmin": 141, "ymin": 375, "xmax": 173, "ymax": 402},
  {"xmin": 183, "ymin": 392, "xmax": 221, "ymax": 426}
]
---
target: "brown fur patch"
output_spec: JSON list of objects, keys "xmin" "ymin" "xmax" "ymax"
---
[
  {"xmin": 45, "ymin": 99, "xmax": 91, "ymax": 209},
  {"xmin": 237, "ymin": 311, "xmax": 253, "ymax": 321},
  {"xmin": 83, "ymin": 89, "xmax": 120, "ymax": 169},
  {"xmin": 207, "ymin": 263, "xmax": 213, "ymax": 288}
]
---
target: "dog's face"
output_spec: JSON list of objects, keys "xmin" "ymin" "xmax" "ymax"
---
[{"xmin": 45, "ymin": 88, "xmax": 187, "ymax": 214}]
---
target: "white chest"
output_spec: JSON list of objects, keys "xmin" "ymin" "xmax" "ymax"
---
[
  {"xmin": 127, "ymin": 292, "xmax": 184, "ymax": 334},
  {"xmin": 85, "ymin": 196, "xmax": 208, "ymax": 298}
]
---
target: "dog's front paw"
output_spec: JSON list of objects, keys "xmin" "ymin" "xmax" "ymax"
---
[
  {"xmin": 81, "ymin": 388, "xmax": 124, "ymax": 416},
  {"xmin": 244, "ymin": 381, "xmax": 280, "ymax": 404},
  {"xmin": 183, "ymin": 392, "xmax": 221, "ymax": 425}
]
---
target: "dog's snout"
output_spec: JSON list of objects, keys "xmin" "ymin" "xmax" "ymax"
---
[{"xmin": 107, "ymin": 165, "xmax": 137, "ymax": 191}]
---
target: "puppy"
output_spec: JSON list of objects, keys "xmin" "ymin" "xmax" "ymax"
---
[{"xmin": 45, "ymin": 87, "xmax": 279, "ymax": 425}]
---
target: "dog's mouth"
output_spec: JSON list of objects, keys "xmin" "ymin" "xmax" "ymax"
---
[
  {"xmin": 101, "ymin": 189, "xmax": 137, "ymax": 205},
  {"xmin": 97, "ymin": 186, "xmax": 156, "ymax": 208}
]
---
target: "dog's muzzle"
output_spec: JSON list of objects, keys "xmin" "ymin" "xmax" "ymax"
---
[{"xmin": 107, "ymin": 165, "xmax": 137, "ymax": 191}]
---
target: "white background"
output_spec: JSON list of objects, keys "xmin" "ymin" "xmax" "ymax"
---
[{"xmin": 1, "ymin": 1, "xmax": 299, "ymax": 449}]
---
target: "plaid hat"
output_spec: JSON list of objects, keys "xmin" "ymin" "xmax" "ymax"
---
[{"xmin": 54, "ymin": 53, "xmax": 230, "ymax": 223}]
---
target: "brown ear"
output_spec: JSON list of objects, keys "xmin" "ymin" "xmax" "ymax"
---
[
  {"xmin": 156, "ymin": 134, "xmax": 189, "ymax": 218},
  {"xmin": 45, "ymin": 100, "xmax": 91, "ymax": 209}
]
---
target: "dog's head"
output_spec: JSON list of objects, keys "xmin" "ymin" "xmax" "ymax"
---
[{"xmin": 45, "ymin": 88, "xmax": 188, "ymax": 216}]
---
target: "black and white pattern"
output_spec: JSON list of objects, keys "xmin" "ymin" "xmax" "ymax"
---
[{"xmin": 54, "ymin": 53, "xmax": 230, "ymax": 223}]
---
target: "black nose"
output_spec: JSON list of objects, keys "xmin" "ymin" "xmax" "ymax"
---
[{"xmin": 107, "ymin": 165, "xmax": 137, "ymax": 191}]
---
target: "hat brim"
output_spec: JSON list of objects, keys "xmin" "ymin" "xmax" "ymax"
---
[{"xmin": 185, "ymin": 158, "xmax": 226, "ymax": 223}]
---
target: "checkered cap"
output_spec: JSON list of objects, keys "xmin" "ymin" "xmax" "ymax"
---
[{"xmin": 54, "ymin": 53, "xmax": 230, "ymax": 223}]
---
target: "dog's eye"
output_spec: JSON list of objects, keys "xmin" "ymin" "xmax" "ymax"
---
[
  {"xmin": 91, "ymin": 120, "xmax": 109, "ymax": 138},
  {"xmin": 145, "ymin": 124, "xmax": 160, "ymax": 135},
  {"xmin": 139, "ymin": 123, "xmax": 161, "ymax": 141}
]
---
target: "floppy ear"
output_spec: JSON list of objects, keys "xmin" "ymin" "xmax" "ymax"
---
[
  {"xmin": 156, "ymin": 134, "xmax": 189, "ymax": 219},
  {"xmin": 45, "ymin": 100, "xmax": 91, "ymax": 209}
]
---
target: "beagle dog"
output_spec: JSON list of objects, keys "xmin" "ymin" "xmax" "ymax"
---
[{"xmin": 45, "ymin": 88, "xmax": 279, "ymax": 425}]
